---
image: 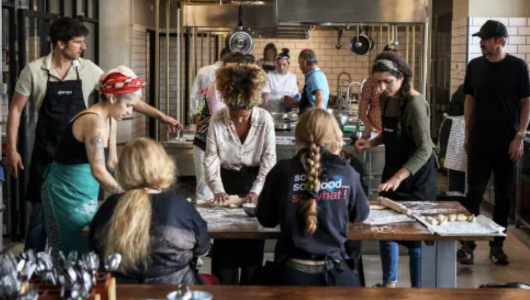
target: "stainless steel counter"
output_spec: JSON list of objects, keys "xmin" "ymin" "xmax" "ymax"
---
[{"xmin": 162, "ymin": 132, "xmax": 385, "ymax": 199}]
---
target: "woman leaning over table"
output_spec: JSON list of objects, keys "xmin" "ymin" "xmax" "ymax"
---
[
  {"xmin": 256, "ymin": 108, "xmax": 370, "ymax": 286},
  {"xmin": 204, "ymin": 62, "xmax": 276, "ymax": 284},
  {"xmin": 355, "ymin": 51, "xmax": 437, "ymax": 288},
  {"xmin": 90, "ymin": 138, "xmax": 210, "ymax": 285}
]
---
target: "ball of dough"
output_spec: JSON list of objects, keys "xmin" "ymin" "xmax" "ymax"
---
[
  {"xmin": 428, "ymin": 218, "xmax": 439, "ymax": 226},
  {"xmin": 457, "ymin": 214, "xmax": 468, "ymax": 222},
  {"xmin": 468, "ymin": 215, "xmax": 476, "ymax": 222},
  {"xmin": 186, "ymin": 198, "xmax": 192, "ymax": 203},
  {"xmin": 437, "ymin": 214, "xmax": 447, "ymax": 223},
  {"xmin": 439, "ymin": 219, "xmax": 447, "ymax": 225},
  {"xmin": 448, "ymin": 214, "xmax": 457, "ymax": 222}
]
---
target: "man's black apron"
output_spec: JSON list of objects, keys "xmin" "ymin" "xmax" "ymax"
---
[
  {"xmin": 27, "ymin": 68, "xmax": 85, "ymax": 203},
  {"xmin": 380, "ymin": 96, "xmax": 437, "ymax": 201}
]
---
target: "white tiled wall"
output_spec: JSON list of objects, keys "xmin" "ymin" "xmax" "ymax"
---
[{"xmin": 450, "ymin": 18, "xmax": 469, "ymax": 96}]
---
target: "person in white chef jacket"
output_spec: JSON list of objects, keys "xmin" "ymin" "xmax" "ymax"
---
[{"xmin": 264, "ymin": 48, "xmax": 299, "ymax": 113}]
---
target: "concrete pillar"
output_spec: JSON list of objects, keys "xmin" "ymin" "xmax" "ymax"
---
[{"xmin": 99, "ymin": 0, "xmax": 132, "ymax": 70}]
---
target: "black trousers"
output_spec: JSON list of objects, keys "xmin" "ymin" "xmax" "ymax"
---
[
  {"xmin": 448, "ymin": 169, "xmax": 466, "ymax": 194},
  {"xmin": 212, "ymin": 166, "xmax": 264, "ymax": 285},
  {"xmin": 466, "ymin": 147, "xmax": 515, "ymax": 247}
]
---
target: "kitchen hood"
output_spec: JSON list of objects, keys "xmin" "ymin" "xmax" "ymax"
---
[
  {"xmin": 183, "ymin": 4, "xmax": 309, "ymax": 39},
  {"xmin": 275, "ymin": 0, "xmax": 429, "ymax": 25}
]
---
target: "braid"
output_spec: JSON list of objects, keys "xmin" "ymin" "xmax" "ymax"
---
[{"xmin": 300, "ymin": 141, "xmax": 320, "ymax": 236}]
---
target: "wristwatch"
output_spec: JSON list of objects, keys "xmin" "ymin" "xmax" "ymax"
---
[{"xmin": 516, "ymin": 131, "xmax": 525, "ymax": 140}]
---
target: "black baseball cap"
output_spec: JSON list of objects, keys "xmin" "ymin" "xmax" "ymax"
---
[{"xmin": 472, "ymin": 20, "xmax": 508, "ymax": 39}]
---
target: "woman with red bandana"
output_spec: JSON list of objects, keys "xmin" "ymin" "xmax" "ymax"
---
[{"xmin": 42, "ymin": 66, "xmax": 148, "ymax": 264}]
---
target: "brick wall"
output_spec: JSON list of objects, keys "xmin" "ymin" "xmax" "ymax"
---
[
  {"xmin": 251, "ymin": 27, "xmax": 426, "ymax": 97},
  {"xmin": 450, "ymin": 18, "xmax": 469, "ymax": 97}
]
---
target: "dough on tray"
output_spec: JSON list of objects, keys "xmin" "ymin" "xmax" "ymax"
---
[
  {"xmin": 448, "ymin": 214, "xmax": 457, "ymax": 222},
  {"xmin": 457, "ymin": 214, "xmax": 468, "ymax": 222},
  {"xmin": 195, "ymin": 195, "xmax": 246, "ymax": 208}
]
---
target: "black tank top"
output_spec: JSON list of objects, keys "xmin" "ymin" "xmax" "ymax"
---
[{"xmin": 54, "ymin": 112, "xmax": 111, "ymax": 165}]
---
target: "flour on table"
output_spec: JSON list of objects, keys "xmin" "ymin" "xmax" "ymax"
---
[
  {"xmin": 363, "ymin": 209, "xmax": 414, "ymax": 225},
  {"xmin": 197, "ymin": 207, "xmax": 278, "ymax": 232}
]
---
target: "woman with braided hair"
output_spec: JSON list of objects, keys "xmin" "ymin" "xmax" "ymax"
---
[
  {"xmin": 355, "ymin": 51, "xmax": 437, "ymax": 287},
  {"xmin": 257, "ymin": 108, "xmax": 369, "ymax": 286}
]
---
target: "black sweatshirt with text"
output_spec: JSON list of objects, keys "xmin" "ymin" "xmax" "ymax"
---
[{"xmin": 257, "ymin": 151, "xmax": 370, "ymax": 261}]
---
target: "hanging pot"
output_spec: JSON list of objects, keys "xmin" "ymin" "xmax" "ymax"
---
[
  {"xmin": 226, "ymin": 6, "xmax": 254, "ymax": 54},
  {"xmin": 226, "ymin": 30, "xmax": 253, "ymax": 54},
  {"xmin": 350, "ymin": 24, "xmax": 371, "ymax": 55}
]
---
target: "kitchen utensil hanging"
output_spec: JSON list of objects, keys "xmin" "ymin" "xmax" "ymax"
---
[
  {"xmin": 390, "ymin": 25, "xmax": 399, "ymax": 46},
  {"xmin": 350, "ymin": 23, "xmax": 372, "ymax": 55},
  {"xmin": 336, "ymin": 27, "xmax": 345, "ymax": 49},
  {"xmin": 226, "ymin": 5, "xmax": 253, "ymax": 54}
]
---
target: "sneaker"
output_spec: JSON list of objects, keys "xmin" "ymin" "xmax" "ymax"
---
[
  {"xmin": 457, "ymin": 245, "xmax": 474, "ymax": 265},
  {"xmin": 490, "ymin": 246, "xmax": 509, "ymax": 265}
]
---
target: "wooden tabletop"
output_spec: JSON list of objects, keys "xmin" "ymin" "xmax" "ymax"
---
[
  {"xmin": 82, "ymin": 201, "xmax": 494, "ymax": 241},
  {"xmin": 117, "ymin": 285, "xmax": 530, "ymax": 300},
  {"xmin": 201, "ymin": 201, "xmax": 493, "ymax": 241}
]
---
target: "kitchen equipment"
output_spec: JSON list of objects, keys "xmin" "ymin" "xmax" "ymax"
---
[
  {"xmin": 391, "ymin": 25, "xmax": 399, "ymax": 46},
  {"xmin": 243, "ymin": 203, "xmax": 257, "ymax": 217},
  {"xmin": 105, "ymin": 253, "xmax": 122, "ymax": 273},
  {"xmin": 335, "ymin": 27, "xmax": 344, "ymax": 49},
  {"xmin": 349, "ymin": 24, "xmax": 372, "ymax": 55},
  {"xmin": 225, "ymin": 6, "xmax": 253, "ymax": 54}
]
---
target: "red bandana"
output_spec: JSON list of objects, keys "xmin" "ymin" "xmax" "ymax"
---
[{"xmin": 100, "ymin": 72, "xmax": 146, "ymax": 95}]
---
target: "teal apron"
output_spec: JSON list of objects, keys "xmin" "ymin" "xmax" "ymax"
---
[{"xmin": 44, "ymin": 163, "xmax": 99, "ymax": 255}]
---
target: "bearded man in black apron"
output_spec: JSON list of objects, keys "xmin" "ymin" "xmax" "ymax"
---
[
  {"xmin": 355, "ymin": 52, "xmax": 436, "ymax": 288},
  {"xmin": 283, "ymin": 49, "xmax": 330, "ymax": 114},
  {"xmin": 6, "ymin": 17, "xmax": 181, "ymax": 252}
]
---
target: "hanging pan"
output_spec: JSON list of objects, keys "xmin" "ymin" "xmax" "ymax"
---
[
  {"xmin": 226, "ymin": 5, "xmax": 253, "ymax": 54},
  {"xmin": 350, "ymin": 23, "xmax": 372, "ymax": 55}
]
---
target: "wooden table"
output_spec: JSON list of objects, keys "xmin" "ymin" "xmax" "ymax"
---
[
  {"xmin": 117, "ymin": 285, "xmax": 530, "ymax": 300},
  {"xmin": 198, "ymin": 201, "xmax": 498, "ymax": 289}
]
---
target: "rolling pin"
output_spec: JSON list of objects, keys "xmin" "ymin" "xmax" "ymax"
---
[{"xmin": 377, "ymin": 197, "xmax": 412, "ymax": 216}]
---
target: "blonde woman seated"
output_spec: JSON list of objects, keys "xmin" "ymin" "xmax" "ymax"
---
[{"xmin": 89, "ymin": 138, "xmax": 210, "ymax": 284}]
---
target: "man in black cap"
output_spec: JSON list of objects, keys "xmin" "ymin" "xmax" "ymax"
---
[{"xmin": 459, "ymin": 20, "xmax": 530, "ymax": 265}]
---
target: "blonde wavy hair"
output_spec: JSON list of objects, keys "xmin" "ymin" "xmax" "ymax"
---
[
  {"xmin": 104, "ymin": 137, "xmax": 176, "ymax": 272},
  {"xmin": 215, "ymin": 63, "xmax": 267, "ymax": 109},
  {"xmin": 294, "ymin": 108, "xmax": 343, "ymax": 235}
]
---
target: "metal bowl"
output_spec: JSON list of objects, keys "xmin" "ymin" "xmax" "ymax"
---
[
  {"xmin": 336, "ymin": 114, "xmax": 349, "ymax": 126},
  {"xmin": 167, "ymin": 290, "xmax": 213, "ymax": 300},
  {"xmin": 242, "ymin": 203, "xmax": 257, "ymax": 217}
]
